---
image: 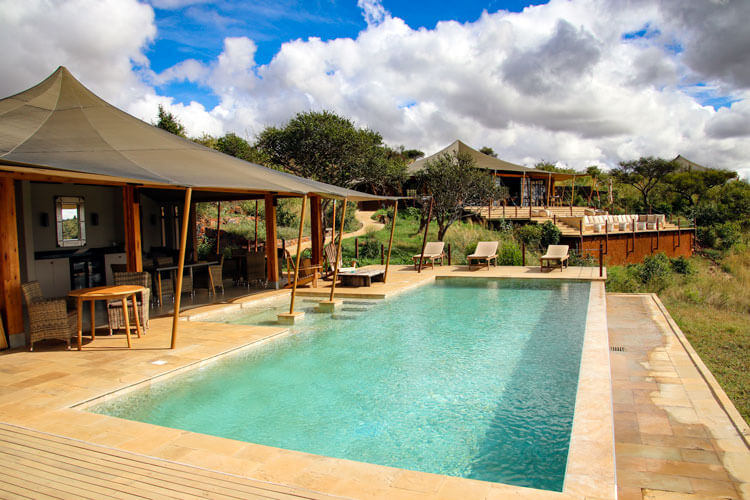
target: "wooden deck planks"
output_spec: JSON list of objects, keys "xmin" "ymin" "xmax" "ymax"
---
[{"xmin": 0, "ymin": 424, "xmax": 335, "ymax": 499}]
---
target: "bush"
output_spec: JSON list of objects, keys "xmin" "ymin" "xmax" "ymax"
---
[
  {"xmin": 697, "ymin": 226, "xmax": 718, "ymax": 248},
  {"xmin": 671, "ymin": 256, "xmax": 695, "ymax": 275},
  {"xmin": 717, "ymin": 221, "xmax": 742, "ymax": 250},
  {"xmin": 358, "ymin": 238, "xmax": 381, "ymax": 259},
  {"xmin": 516, "ymin": 224, "xmax": 542, "ymax": 249},
  {"xmin": 605, "ymin": 266, "xmax": 642, "ymax": 293},
  {"xmin": 638, "ymin": 253, "xmax": 673, "ymax": 290},
  {"xmin": 401, "ymin": 206, "xmax": 422, "ymax": 220},
  {"xmin": 497, "ymin": 241, "xmax": 522, "ymax": 265},
  {"xmin": 540, "ymin": 221, "xmax": 562, "ymax": 247}
]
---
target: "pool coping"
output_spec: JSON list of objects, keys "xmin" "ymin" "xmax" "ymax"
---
[{"xmin": 74, "ymin": 272, "xmax": 615, "ymax": 499}]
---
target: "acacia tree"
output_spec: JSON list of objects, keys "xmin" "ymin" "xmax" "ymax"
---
[
  {"xmin": 612, "ymin": 157, "xmax": 677, "ymax": 213},
  {"xmin": 255, "ymin": 110, "xmax": 405, "ymax": 192},
  {"xmin": 416, "ymin": 152, "xmax": 505, "ymax": 240},
  {"xmin": 666, "ymin": 169, "xmax": 737, "ymax": 207}
]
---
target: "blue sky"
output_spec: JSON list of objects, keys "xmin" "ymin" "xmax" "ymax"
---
[{"xmin": 147, "ymin": 1, "xmax": 549, "ymax": 108}]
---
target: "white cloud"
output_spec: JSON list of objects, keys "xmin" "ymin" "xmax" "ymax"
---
[{"xmin": 1, "ymin": 0, "xmax": 749, "ymax": 179}]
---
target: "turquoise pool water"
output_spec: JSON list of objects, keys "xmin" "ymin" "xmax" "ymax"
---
[{"xmin": 92, "ymin": 278, "xmax": 591, "ymax": 491}]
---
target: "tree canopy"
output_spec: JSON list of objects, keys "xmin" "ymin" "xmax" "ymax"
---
[
  {"xmin": 612, "ymin": 157, "xmax": 677, "ymax": 212},
  {"xmin": 416, "ymin": 152, "xmax": 505, "ymax": 240},
  {"xmin": 255, "ymin": 110, "xmax": 406, "ymax": 194},
  {"xmin": 155, "ymin": 104, "xmax": 186, "ymax": 137},
  {"xmin": 479, "ymin": 146, "xmax": 498, "ymax": 158}
]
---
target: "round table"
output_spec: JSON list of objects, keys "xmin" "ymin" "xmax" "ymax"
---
[{"xmin": 68, "ymin": 285, "xmax": 146, "ymax": 350}]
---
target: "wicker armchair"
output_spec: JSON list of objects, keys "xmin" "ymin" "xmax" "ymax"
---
[
  {"xmin": 107, "ymin": 272, "xmax": 150, "ymax": 334},
  {"xmin": 208, "ymin": 255, "xmax": 225, "ymax": 295},
  {"xmin": 21, "ymin": 281, "xmax": 76, "ymax": 351}
]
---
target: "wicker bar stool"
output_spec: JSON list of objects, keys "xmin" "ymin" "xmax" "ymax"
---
[{"xmin": 107, "ymin": 272, "xmax": 151, "ymax": 334}]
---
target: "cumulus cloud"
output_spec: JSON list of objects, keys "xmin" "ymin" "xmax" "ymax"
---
[{"xmin": 1, "ymin": 0, "xmax": 749, "ymax": 178}]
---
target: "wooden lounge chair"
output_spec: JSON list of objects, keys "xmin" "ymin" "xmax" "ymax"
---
[
  {"xmin": 323, "ymin": 242, "xmax": 356, "ymax": 278},
  {"xmin": 540, "ymin": 245, "xmax": 569, "ymax": 272},
  {"xmin": 413, "ymin": 241, "xmax": 445, "ymax": 269},
  {"xmin": 208, "ymin": 255, "xmax": 225, "ymax": 295},
  {"xmin": 467, "ymin": 241, "xmax": 498, "ymax": 269},
  {"xmin": 283, "ymin": 257, "xmax": 320, "ymax": 288}
]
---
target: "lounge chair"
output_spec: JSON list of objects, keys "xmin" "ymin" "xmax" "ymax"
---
[
  {"xmin": 413, "ymin": 241, "xmax": 445, "ymax": 269},
  {"xmin": 283, "ymin": 257, "xmax": 320, "ymax": 288},
  {"xmin": 208, "ymin": 255, "xmax": 225, "ymax": 295},
  {"xmin": 21, "ymin": 281, "xmax": 76, "ymax": 351},
  {"xmin": 323, "ymin": 242, "xmax": 356, "ymax": 278},
  {"xmin": 467, "ymin": 241, "xmax": 498, "ymax": 270},
  {"xmin": 540, "ymin": 245, "xmax": 569, "ymax": 272}
]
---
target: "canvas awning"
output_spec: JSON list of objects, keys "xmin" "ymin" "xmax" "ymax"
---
[
  {"xmin": 0, "ymin": 66, "xmax": 390, "ymax": 201},
  {"xmin": 407, "ymin": 140, "xmax": 572, "ymax": 180}
]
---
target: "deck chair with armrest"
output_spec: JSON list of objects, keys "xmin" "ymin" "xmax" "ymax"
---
[
  {"xmin": 467, "ymin": 241, "xmax": 498, "ymax": 270},
  {"xmin": 283, "ymin": 257, "xmax": 321, "ymax": 288},
  {"xmin": 323, "ymin": 242, "xmax": 357, "ymax": 278},
  {"xmin": 413, "ymin": 241, "xmax": 445, "ymax": 269},
  {"xmin": 540, "ymin": 245, "xmax": 570, "ymax": 272}
]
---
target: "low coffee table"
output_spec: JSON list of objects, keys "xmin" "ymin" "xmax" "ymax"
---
[{"xmin": 339, "ymin": 270, "xmax": 385, "ymax": 287}]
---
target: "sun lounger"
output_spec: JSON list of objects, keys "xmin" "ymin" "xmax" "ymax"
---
[
  {"xmin": 540, "ymin": 244, "xmax": 569, "ymax": 272},
  {"xmin": 413, "ymin": 241, "xmax": 445, "ymax": 269},
  {"xmin": 467, "ymin": 241, "xmax": 498, "ymax": 270},
  {"xmin": 323, "ymin": 242, "xmax": 356, "ymax": 278}
]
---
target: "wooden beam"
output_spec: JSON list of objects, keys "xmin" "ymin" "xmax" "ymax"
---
[
  {"xmin": 546, "ymin": 172, "xmax": 551, "ymax": 208},
  {"xmin": 215, "ymin": 201, "xmax": 222, "ymax": 256},
  {"xmin": 254, "ymin": 200, "xmax": 259, "ymax": 251},
  {"xmin": 170, "ymin": 187, "xmax": 192, "ymax": 349},
  {"xmin": 122, "ymin": 185, "xmax": 143, "ymax": 272},
  {"xmin": 383, "ymin": 201, "xmax": 398, "ymax": 283},
  {"xmin": 288, "ymin": 195, "xmax": 307, "ymax": 314},
  {"xmin": 0, "ymin": 178, "xmax": 21, "ymax": 343},
  {"xmin": 310, "ymin": 195, "xmax": 322, "ymax": 266},
  {"xmin": 190, "ymin": 201, "xmax": 197, "ymax": 263},
  {"xmin": 417, "ymin": 198, "xmax": 433, "ymax": 273},
  {"xmin": 328, "ymin": 199, "xmax": 348, "ymax": 302},
  {"xmin": 331, "ymin": 199, "xmax": 337, "ymax": 245},
  {"xmin": 264, "ymin": 194, "xmax": 279, "ymax": 285}
]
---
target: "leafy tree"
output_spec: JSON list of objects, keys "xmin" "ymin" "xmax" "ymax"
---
[
  {"xmin": 612, "ymin": 157, "xmax": 677, "ymax": 213},
  {"xmin": 256, "ymin": 110, "xmax": 404, "ymax": 193},
  {"xmin": 216, "ymin": 133, "xmax": 270, "ymax": 165},
  {"xmin": 155, "ymin": 104, "xmax": 186, "ymax": 137},
  {"xmin": 479, "ymin": 146, "xmax": 497, "ymax": 158},
  {"xmin": 666, "ymin": 169, "xmax": 737, "ymax": 207},
  {"xmin": 416, "ymin": 152, "xmax": 505, "ymax": 240}
]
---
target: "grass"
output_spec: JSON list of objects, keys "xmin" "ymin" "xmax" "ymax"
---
[{"xmin": 607, "ymin": 247, "xmax": 750, "ymax": 425}]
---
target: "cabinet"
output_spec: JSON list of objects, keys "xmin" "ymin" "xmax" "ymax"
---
[
  {"xmin": 70, "ymin": 255, "xmax": 105, "ymax": 290},
  {"xmin": 34, "ymin": 258, "xmax": 70, "ymax": 297},
  {"xmin": 104, "ymin": 253, "xmax": 127, "ymax": 285}
]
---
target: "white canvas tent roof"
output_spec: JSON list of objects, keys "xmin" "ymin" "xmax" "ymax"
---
[{"xmin": 0, "ymin": 66, "xmax": 388, "ymax": 201}]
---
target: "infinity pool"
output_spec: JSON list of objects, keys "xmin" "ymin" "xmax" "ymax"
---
[{"xmin": 92, "ymin": 278, "xmax": 591, "ymax": 491}]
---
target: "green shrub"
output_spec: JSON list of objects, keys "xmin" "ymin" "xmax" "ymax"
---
[
  {"xmin": 497, "ymin": 241, "xmax": 522, "ymax": 265},
  {"xmin": 671, "ymin": 256, "xmax": 695, "ymax": 275},
  {"xmin": 605, "ymin": 266, "xmax": 642, "ymax": 293},
  {"xmin": 697, "ymin": 226, "xmax": 718, "ymax": 248},
  {"xmin": 401, "ymin": 206, "xmax": 422, "ymax": 220},
  {"xmin": 639, "ymin": 253, "xmax": 673, "ymax": 290},
  {"xmin": 717, "ymin": 221, "xmax": 742, "ymax": 250},
  {"xmin": 358, "ymin": 238, "xmax": 381, "ymax": 259},
  {"xmin": 540, "ymin": 220, "xmax": 561, "ymax": 247},
  {"xmin": 569, "ymin": 250, "xmax": 596, "ymax": 267},
  {"xmin": 516, "ymin": 224, "xmax": 542, "ymax": 249}
]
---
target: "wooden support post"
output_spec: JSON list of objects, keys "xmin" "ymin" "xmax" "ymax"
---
[
  {"xmin": 383, "ymin": 201, "xmax": 398, "ymax": 283},
  {"xmin": 522, "ymin": 242, "xmax": 526, "ymax": 266},
  {"xmin": 599, "ymin": 242, "xmax": 603, "ymax": 277},
  {"xmin": 328, "ymin": 199, "xmax": 348, "ymax": 300},
  {"xmin": 170, "ymin": 187, "xmax": 192, "ymax": 349},
  {"xmin": 417, "ymin": 198, "xmax": 433, "ymax": 273},
  {"xmin": 447, "ymin": 243, "xmax": 452, "ymax": 265},
  {"xmin": 288, "ymin": 195, "xmax": 307, "ymax": 315},
  {"xmin": 331, "ymin": 199, "xmax": 337, "ymax": 245},
  {"xmin": 254, "ymin": 200, "xmax": 259, "ymax": 251},
  {"xmin": 570, "ymin": 175, "xmax": 576, "ymax": 215},
  {"xmin": 310, "ymin": 196, "xmax": 322, "ymax": 267},
  {"xmin": 216, "ymin": 201, "xmax": 222, "ymax": 256},
  {"xmin": 0, "ymin": 178, "xmax": 22, "ymax": 342},
  {"xmin": 190, "ymin": 201, "xmax": 197, "ymax": 263},
  {"xmin": 503, "ymin": 200, "xmax": 506, "ymax": 219},
  {"xmin": 605, "ymin": 222, "xmax": 609, "ymax": 254},
  {"xmin": 122, "ymin": 185, "xmax": 143, "ymax": 272},
  {"xmin": 546, "ymin": 172, "xmax": 552, "ymax": 208},
  {"xmin": 521, "ymin": 172, "xmax": 526, "ymax": 209},
  {"xmin": 677, "ymin": 216, "xmax": 681, "ymax": 247},
  {"xmin": 488, "ymin": 199, "xmax": 492, "ymax": 223},
  {"xmin": 355, "ymin": 237, "xmax": 359, "ymax": 260},
  {"xmin": 264, "ymin": 194, "xmax": 279, "ymax": 286},
  {"xmin": 380, "ymin": 244, "xmax": 384, "ymax": 265},
  {"xmin": 515, "ymin": 205, "xmax": 518, "ymax": 217}
]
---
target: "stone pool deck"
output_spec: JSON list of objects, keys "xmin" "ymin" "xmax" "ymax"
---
[{"xmin": 0, "ymin": 265, "xmax": 746, "ymax": 499}]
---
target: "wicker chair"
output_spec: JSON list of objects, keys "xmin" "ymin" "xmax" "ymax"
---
[
  {"xmin": 208, "ymin": 255, "xmax": 225, "ymax": 295},
  {"xmin": 107, "ymin": 272, "xmax": 150, "ymax": 334},
  {"xmin": 21, "ymin": 281, "xmax": 76, "ymax": 351}
]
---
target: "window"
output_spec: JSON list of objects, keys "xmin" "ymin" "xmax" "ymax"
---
[{"xmin": 56, "ymin": 196, "xmax": 86, "ymax": 247}]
